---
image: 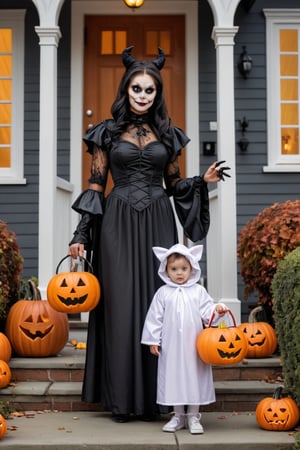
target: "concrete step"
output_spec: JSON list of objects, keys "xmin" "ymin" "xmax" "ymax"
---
[
  {"xmin": 0, "ymin": 379, "xmax": 282, "ymax": 413},
  {"xmin": 0, "ymin": 411, "xmax": 295, "ymax": 450},
  {"xmin": 1, "ymin": 343, "xmax": 283, "ymax": 413}
]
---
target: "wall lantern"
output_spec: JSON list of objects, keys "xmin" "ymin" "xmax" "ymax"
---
[
  {"xmin": 238, "ymin": 46, "xmax": 253, "ymax": 79},
  {"xmin": 123, "ymin": 0, "xmax": 145, "ymax": 8},
  {"xmin": 238, "ymin": 117, "xmax": 249, "ymax": 152}
]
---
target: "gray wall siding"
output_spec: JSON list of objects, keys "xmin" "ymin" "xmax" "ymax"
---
[
  {"xmin": 199, "ymin": 0, "xmax": 300, "ymax": 321},
  {"xmin": 0, "ymin": 0, "xmax": 71, "ymax": 279}
]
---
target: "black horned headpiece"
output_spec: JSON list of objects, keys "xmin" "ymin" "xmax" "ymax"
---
[{"xmin": 122, "ymin": 46, "xmax": 166, "ymax": 71}]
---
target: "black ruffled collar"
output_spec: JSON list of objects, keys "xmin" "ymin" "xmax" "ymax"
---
[{"xmin": 128, "ymin": 112, "xmax": 149, "ymax": 124}]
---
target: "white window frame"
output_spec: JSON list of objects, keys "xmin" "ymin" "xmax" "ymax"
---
[
  {"xmin": 0, "ymin": 10, "xmax": 26, "ymax": 184},
  {"xmin": 264, "ymin": 9, "xmax": 300, "ymax": 173}
]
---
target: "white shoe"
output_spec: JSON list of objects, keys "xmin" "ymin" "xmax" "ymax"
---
[
  {"xmin": 162, "ymin": 414, "xmax": 185, "ymax": 432},
  {"xmin": 187, "ymin": 414, "xmax": 204, "ymax": 434}
]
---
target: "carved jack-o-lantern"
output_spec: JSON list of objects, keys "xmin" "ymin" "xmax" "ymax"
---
[
  {"xmin": 238, "ymin": 306, "xmax": 278, "ymax": 358},
  {"xmin": 239, "ymin": 322, "xmax": 277, "ymax": 358},
  {"xmin": 197, "ymin": 310, "xmax": 248, "ymax": 366},
  {"xmin": 0, "ymin": 414, "xmax": 7, "ymax": 440},
  {"xmin": 0, "ymin": 333, "xmax": 12, "ymax": 363},
  {"xmin": 0, "ymin": 360, "xmax": 11, "ymax": 388},
  {"xmin": 47, "ymin": 256, "xmax": 100, "ymax": 313},
  {"xmin": 5, "ymin": 281, "xmax": 69, "ymax": 357},
  {"xmin": 256, "ymin": 386, "xmax": 300, "ymax": 431}
]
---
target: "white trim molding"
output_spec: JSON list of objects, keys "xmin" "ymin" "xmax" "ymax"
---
[{"xmin": 264, "ymin": 9, "xmax": 300, "ymax": 173}]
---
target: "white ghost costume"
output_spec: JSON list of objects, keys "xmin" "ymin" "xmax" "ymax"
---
[{"xmin": 141, "ymin": 243, "xmax": 222, "ymax": 407}]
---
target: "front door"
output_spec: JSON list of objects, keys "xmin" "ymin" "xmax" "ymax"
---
[{"xmin": 83, "ymin": 15, "xmax": 186, "ymax": 193}]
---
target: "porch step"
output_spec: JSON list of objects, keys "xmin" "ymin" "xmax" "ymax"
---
[{"xmin": 1, "ymin": 343, "xmax": 283, "ymax": 413}]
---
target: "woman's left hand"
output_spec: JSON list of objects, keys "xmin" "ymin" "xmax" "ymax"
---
[{"xmin": 204, "ymin": 161, "xmax": 231, "ymax": 183}]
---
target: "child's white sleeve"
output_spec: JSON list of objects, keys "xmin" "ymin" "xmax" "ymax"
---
[{"xmin": 141, "ymin": 290, "xmax": 164, "ymax": 346}]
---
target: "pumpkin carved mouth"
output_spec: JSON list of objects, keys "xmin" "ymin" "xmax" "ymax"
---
[
  {"xmin": 217, "ymin": 348, "xmax": 242, "ymax": 359},
  {"xmin": 20, "ymin": 325, "xmax": 54, "ymax": 340},
  {"xmin": 249, "ymin": 337, "xmax": 266, "ymax": 347},
  {"xmin": 58, "ymin": 294, "xmax": 88, "ymax": 306},
  {"xmin": 263, "ymin": 414, "xmax": 289, "ymax": 425}
]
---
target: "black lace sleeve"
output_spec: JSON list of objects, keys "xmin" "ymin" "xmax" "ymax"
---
[{"xmin": 164, "ymin": 156, "xmax": 210, "ymax": 242}]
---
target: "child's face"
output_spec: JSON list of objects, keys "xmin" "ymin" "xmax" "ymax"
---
[{"xmin": 166, "ymin": 256, "xmax": 192, "ymax": 285}]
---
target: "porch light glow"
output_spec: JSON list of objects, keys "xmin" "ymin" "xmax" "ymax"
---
[{"xmin": 123, "ymin": 0, "xmax": 145, "ymax": 8}]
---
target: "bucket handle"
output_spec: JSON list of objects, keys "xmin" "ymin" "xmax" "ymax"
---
[{"xmin": 55, "ymin": 255, "xmax": 94, "ymax": 274}]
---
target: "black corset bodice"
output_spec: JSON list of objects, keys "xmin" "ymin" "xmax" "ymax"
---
[{"xmin": 109, "ymin": 139, "xmax": 169, "ymax": 211}]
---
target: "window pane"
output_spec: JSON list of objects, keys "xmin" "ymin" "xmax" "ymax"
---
[
  {"xmin": 0, "ymin": 104, "xmax": 11, "ymax": 124},
  {"xmin": 281, "ymin": 128, "xmax": 299, "ymax": 154},
  {"xmin": 0, "ymin": 148, "xmax": 11, "ymax": 167},
  {"xmin": 280, "ymin": 54, "xmax": 298, "ymax": 76},
  {"xmin": 281, "ymin": 103, "xmax": 298, "ymax": 125},
  {"xmin": 115, "ymin": 31, "xmax": 127, "ymax": 54},
  {"xmin": 0, "ymin": 79, "xmax": 12, "ymax": 100},
  {"xmin": 281, "ymin": 79, "xmax": 298, "ymax": 101},
  {"xmin": 0, "ymin": 55, "xmax": 12, "ymax": 77},
  {"xmin": 0, "ymin": 29, "xmax": 12, "ymax": 52},
  {"xmin": 280, "ymin": 29, "xmax": 298, "ymax": 52},
  {"xmin": 0, "ymin": 126, "xmax": 10, "ymax": 144},
  {"xmin": 159, "ymin": 31, "xmax": 171, "ymax": 55},
  {"xmin": 101, "ymin": 31, "xmax": 113, "ymax": 54}
]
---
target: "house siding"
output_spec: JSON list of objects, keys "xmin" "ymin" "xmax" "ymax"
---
[
  {"xmin": 199, "ymin": 0, "xmax": 300, "ymax": 321},
  {"xmin": 0, "ymin": 0, "xmax": 71, "ymax": 279}
]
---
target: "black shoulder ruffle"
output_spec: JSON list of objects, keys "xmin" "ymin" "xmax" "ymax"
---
[
  {"xmin": 169, "ymin": 125, "xmax": 191, "ymax": 154},
  {"xmin": 83, "ymin": 119, "xmax": 114, "ymax": 154},
  {"xmin": 71, "ymin": 189, "xmax": 104, "ymax": 215}
]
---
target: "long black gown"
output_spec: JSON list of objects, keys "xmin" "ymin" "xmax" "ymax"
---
[{"xmin": 71, "ymin": 120, "xmax": 209, "ymax": 417}]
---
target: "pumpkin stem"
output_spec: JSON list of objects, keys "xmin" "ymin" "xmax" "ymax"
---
[
  {"xmin": 273, "ymin": 386, "xmax": 284, "ymax": 400},
  {"xmin": 248, "ymin": 305, "xmax": 264, "ymax": 323},
  {"xmin": 19, "ymin": 278, "xmax": 41, "ymax": 300}
]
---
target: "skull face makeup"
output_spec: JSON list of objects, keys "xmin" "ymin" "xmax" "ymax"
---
[{"xmin": 128, "ymin": 73, "xmax": 157, "ymax": 115}]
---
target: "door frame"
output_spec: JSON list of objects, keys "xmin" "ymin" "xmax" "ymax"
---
[{"xmin": 70, "ymin": 0, "xmax": 199, "ymax": 231}]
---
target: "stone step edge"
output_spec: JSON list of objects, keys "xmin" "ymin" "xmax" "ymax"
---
[
  {"xmin": 8, "ymin": 354, "xmax": 282, "ymax": 370},
  {"xmin": 0, "ymin": 380, "xmax": 282, "ymax": 398}
]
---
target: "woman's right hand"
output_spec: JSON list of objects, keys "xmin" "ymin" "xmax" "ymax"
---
[{"xmin": 69, "ymin": 243, "xmax": 85, "ymax": 259}]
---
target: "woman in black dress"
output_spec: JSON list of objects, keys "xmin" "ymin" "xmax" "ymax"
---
[{"xmin": 69, "ymin": 47, "xmax": 229, "ymax": 423}]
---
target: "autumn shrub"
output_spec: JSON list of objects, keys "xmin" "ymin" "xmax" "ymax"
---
[
  {"xmin": 0, "ymin": 221, "xmax": 23, "ymax": 321},
  {"xmin": 237, "ymin": 200, "xmax": 300, "ymax": 322},
  {"xmin": 271, "ymin": 246, "xmax": 300, "ymax": 407}
]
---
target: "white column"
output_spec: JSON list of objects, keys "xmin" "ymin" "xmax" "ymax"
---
[
  {"xmin": 208, "ymin": 26, "xmax": 241, "ymax": 323},
  {"xmin": 32, "ymin": 0, "xmax": 65, "ymax": 296},
  {"xmin": 34, "ymin": 27, "xmax": 61, "ymax": 296}
]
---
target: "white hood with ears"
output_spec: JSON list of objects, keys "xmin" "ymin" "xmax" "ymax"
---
[{"xmin": 153, "ymin": 243, "xmax": 203, "ymax": 287}]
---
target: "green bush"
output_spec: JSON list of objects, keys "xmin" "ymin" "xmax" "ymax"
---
[
  {"xmin": 271, "ymin": 246, "xmax": 300, "ymax": 407},
  {"xmin": 0, "ymin": 221, "xmax": 23, "ymax": 321},
  {"xmin": 238, "ymin": 200, "xmax": 300, "ymax": 323}
]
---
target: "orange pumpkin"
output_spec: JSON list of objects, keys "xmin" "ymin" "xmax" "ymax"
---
[
  {"xmin": 256, "ymin": 386, "xmax": 300, "ymax": 431},
  {"xmin": 197, "ymin": 310, "xmax": 248, "ymax": 366},
  {"xmin": 0, "ymin": 333, "xmax": 12, "ymax": 362},
  {"xmin": 0, "ymin": 414, "xmax": 7, "ymax": 439},
  {"xmin": 239, "ymin": 307, "xmax": 277, "ymax": 358},
  {"xmin": 47, "ymin": 256, "xmax": 100, "ymax": 313},
  {"xmin": 5, "ymin": 281, "xmax": 69, "ymax": 357},
  {"xmin": 0, "ymin": 360, "xmax": 11, "ymax": 388}
]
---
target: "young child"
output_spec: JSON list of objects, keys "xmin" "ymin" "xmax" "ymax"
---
[{"xmin": 141, "ymin": 243, "xmax": 228, "ymax": 434}]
